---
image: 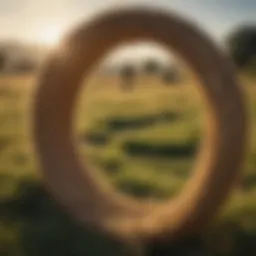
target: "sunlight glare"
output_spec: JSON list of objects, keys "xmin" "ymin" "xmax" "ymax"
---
[{"xmin": 39, "ymin": 26, "xmax": 63, "ymax": 47}]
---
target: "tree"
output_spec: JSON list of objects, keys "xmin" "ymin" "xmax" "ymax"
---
[
  {"xmin": 226, "ymin": 25, "xmax": 256, "ymax": 69},
  {"xmin": 12, "ymin": 58, "xmax": 37, "ymax": 73}
]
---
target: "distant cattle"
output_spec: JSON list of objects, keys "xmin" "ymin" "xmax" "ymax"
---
[
  {"xmin": 143, "ymin": 59, "xmax": 161, "ymax": 75},
  {"xmin": 119, "ymin": 64, "xmax": 136, "ymax": 91},
  {"xmin": 162, "ymin": 67, "xmax": 181, "ymax": 85}
]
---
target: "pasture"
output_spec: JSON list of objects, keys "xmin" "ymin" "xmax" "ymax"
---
[{"xmin": 0, "ymin": 72, "xmax": 255, "ymax": 255}]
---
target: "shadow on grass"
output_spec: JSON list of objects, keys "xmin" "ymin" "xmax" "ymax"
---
[
  {"xmin": 99, "ymin": 159, "xmax": 122, "ymax": 174},
  {"xmin": 116, "ymin": 179, "xmax": 172, "ymax": 199},
  {"xmin": 1, "ymin": 176, "xmax": 256, "ymax": 255},
  {"xmin": 243, "ymin": 173, "xmax": 256, "ymax": 190},
  {"xmin": 81, "ymin": 131, "xmax": 110, "ymax": 146},
  {"xmin": 106, "ymin": 111, "xmax": 178, "ymax": 133},
  {"xmin": 145, "ymin": 236, "xmax": 208, "ymax": 256},
  {"xmin": 123, "ymin": 141, "xmax": 197, "ymax": 158},
  {"xmin": 0, "ymin": 177, "xmax": 137, "ymax": 256},
  {"xmin": 81, "ymin": 111, "xmax": 179, "ymax": 147}
]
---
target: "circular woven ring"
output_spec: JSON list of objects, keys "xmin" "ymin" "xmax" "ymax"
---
[{"xmin": 33, "ymin": 7, "xmax": 247, "ymax": 243}]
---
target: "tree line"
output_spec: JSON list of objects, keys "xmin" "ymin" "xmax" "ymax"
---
[{"xmin": 0, "ymin": 24, "xmax": 255, "ymax": 75}]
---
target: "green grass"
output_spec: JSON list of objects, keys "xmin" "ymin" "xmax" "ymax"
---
[{"xmin": 0, "ymin": 73, "xmax": 255, "ymax": 255}]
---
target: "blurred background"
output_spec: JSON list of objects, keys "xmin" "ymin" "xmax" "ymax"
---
[{"xmin": 0, "ymin": 0, "xmax": 255, "ymax": 255}]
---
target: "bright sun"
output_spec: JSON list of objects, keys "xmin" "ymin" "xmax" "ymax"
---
[{"xmin": 39, "ymin": 26, "xmax": 63, "ymax": 47}]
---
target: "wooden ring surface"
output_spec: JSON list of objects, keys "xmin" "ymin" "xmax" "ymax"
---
[{"xmin": 33, "ymin": 7, "xmax": 247, "ymax": 243}]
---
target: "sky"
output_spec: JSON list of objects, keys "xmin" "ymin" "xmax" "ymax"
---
[{"xmin": 0, "ymin": 0, "xmax": 255, "ymax": 63}]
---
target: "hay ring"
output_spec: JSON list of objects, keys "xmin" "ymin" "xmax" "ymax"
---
[{"xmin": 33, "ymin": 7, "xmax": 247, "ymax": 243}]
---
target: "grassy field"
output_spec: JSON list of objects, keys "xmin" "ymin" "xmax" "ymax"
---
[{"xmin": 0, "ymin": 72, "xmax": 256, "ymax": 255}]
